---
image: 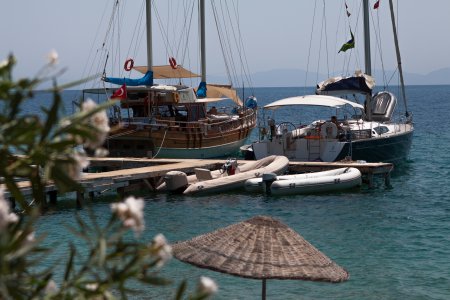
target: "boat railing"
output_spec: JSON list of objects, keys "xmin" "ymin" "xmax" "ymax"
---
[
  {"xmin": 128, "ymin": 108, "xmax": 256, "ymax": 133},
  {"xmin": 111, "ymin": 108, "xmax": 256, "ymax": 135}
]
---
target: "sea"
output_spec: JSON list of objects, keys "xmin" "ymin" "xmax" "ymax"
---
[{"xmin": 28, "ymin": 85, "xmax": 450, "ymax": 299}]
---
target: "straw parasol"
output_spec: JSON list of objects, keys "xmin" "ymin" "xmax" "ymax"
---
[{"xmin": 173, "ymin": 215, "xmax": 349, "ymax": 299}]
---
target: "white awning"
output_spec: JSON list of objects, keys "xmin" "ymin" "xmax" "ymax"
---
[{"xmin": 264, "ymin": 95, "xmax": 364, "ymax": 110}]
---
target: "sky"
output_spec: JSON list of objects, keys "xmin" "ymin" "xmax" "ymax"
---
[{"xmin": 1, "ymin": 0, "xmax": 450, "ymax": 87}]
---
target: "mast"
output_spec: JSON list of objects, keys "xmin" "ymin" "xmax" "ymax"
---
[
  {"xmin": 362, "ymin": 0, "xmax": 372, "ymax": 120},
  {"xmin": 363, "ymin": 0, "xmax": 372, "ymax": 76},
  {"xmin": 388, "ymin": 0, "xmax": 409, "ymax": 115},
  {"xmin": 146, "ymin": 0, "xmax": 153, "ymax": 72},
  {"xmin": 200, "ymin": 0, "xmax": 206, "ymax": 83}
]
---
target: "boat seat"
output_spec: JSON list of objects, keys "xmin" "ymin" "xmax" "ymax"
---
[{"xmin": 194, "ymin": 168, "xmax": 213, "ymax": 181}]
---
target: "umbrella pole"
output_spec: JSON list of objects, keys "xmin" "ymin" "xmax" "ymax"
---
[{"xmin": 262, "ymin": 279, "xmax": 266, "ymax": 300}]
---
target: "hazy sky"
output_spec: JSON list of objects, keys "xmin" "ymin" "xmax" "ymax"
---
[{"xmin": 1, "ymin": 0, "xmax": 449, "ymax": 86}]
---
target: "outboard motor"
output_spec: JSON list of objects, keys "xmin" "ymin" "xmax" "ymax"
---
[
  {"xmin": 164, "ymin": 171, "xmax": 188, "ymax": 193},
  {"xmin": 262, "ymin": 172, "xmax": 278, "ymax": 194}
]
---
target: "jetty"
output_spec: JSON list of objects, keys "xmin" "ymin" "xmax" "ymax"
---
[{"xmin": 3, "ymin": 157, "xmax": 393, "ymax": 208}]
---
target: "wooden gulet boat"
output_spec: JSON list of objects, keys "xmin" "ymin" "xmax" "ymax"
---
[{"xmin": 82, "ymin": 0, "xmax": 257, "ymax": 159}]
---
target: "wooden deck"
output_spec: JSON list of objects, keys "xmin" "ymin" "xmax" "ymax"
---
[{"xmin": 3, "ymin": 157, "xmax": 393, "ymax": 208}]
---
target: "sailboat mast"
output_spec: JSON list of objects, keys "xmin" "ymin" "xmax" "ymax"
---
[
  {"xmin": 146, "ymin": 0, "xmax": 153, "ymax": 72},
  {"xmin": 363, "ymin": 0, "xmax": 372, "ymax": 76},
  {"xmin": 362, "ymin": 0, "xmax": 373, "ymax": 120},
  {"xmin": 200, "ymin": 0, "xmax": 206, "ymax": 83},
  {"xmin": 388, "ymin": 0, "xmax": 408, "ymax": 115}
]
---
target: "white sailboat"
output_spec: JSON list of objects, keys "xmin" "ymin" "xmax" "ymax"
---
[
  {"xmin": 245, "ymin": 0, "xmax": 413, "ymax": 164},
  {"xmin": 82, "ymin": 0, "xmax": 257, "ymax": 159}
]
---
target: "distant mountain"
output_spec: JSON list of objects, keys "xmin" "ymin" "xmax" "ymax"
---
[{"xmin": 209, "ymin": 68, "xmax": 450, "ymax": 87}]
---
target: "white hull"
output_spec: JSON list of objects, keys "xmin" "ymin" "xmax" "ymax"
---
[{"xmin": 245, "ymin": 167, "xmax": 362, "ymax": 195}]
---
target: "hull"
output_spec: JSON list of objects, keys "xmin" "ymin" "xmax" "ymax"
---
[
  {"xmin": 250, "ymin": 124, "xmax": 413, "ymax": 164},
  {"xmin": 105, "ymin": 105, "xmax": 257, "ymax": 159},
  {"xmin": 338, "ymin": 129, "xmax": 413, "ymax": 163}
]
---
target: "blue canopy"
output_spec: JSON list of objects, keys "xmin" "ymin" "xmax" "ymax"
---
[{"xmin": 104, "ymin": 71, "xmax": 153, "ymax": 86}]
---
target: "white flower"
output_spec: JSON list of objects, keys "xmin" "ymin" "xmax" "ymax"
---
[
  {"xmin": 65, "ymin": 150, "xmax": 90, "ymax": 180},
  {"xmin": 47, "ymin": 49, "xmax": 58, "ymax": 65},
  {"xmin": 81, "ymin": 99, "xmax": 110, "ymax": 149},
  {"xmin": 0, "ymin": 59, "xmax": 8, "ymax": 68},
  {"xmin": 111, "ymin": 196, "xmax": 145, "ymax": 236},
  {"xmin": 94, "ymin": 147, "xmax": 109, "ymax": 157},
  {"xmin": 44, "ymin": 280, "xmax": 59, "ymax": 295},
  {"xmin": 0, "ymin": 187, "xmax": 19, "ymax": 232},
  {"xmin": 197, "ymin": 276, "xmax": 218, "ymax": 295},
  {"xmin": 151, "ymin": 234, "xmax": 172, "ymax": 267},
  {"xmin": 85, "ymin": 283, "xmax": 98, "ymax": 291}
]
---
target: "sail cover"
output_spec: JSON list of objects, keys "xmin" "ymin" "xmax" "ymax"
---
[
  {"xmin": 134, "ymin": 65, "xmax": 200, "ymax": 79},
  {"xmin": 316, "ymin": 71, "xmax": 374, "ymax": 95}
]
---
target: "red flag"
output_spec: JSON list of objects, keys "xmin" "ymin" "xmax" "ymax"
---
[
  {"xmin": 374, "ymin": 0, "xmax": 380, "ymax": 9},
  {"xmin": 111, "ymin": 84, "xmax": 127, "ymax": 100}
]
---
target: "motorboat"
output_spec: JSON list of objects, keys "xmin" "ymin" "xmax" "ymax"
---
[{"xmin": 245, "ymin": 167, "xmax": 362, "ymax": 195}]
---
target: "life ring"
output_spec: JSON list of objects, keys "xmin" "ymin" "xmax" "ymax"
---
[
  {"xmin": 169, "ymin": 57, "xmax": 177, "ymax": 69},
  {"xmin": 173, "ymin": 92, "xmax": 180, "ymax": 103},
  {"xmin": 320, "ymin": 122, "xmax": 338, "ymax": 139},
  {"xmin": 124, "ymin": 58, "xmax": 134, "ymax": 71}
]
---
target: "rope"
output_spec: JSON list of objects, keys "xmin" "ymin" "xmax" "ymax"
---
[{"xmin": 151, "ymin": 127, "xmax": 169, "ymax": 158}]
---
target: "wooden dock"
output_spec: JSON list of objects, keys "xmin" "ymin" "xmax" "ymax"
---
[{"xmin": 3, "ymin": 157, "xmax": 393, "ymax": 208}]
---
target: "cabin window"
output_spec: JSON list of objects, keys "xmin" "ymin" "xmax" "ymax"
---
[{"xmin": 373, "ymin": 126, "xmax": 389, "ymax": 135}]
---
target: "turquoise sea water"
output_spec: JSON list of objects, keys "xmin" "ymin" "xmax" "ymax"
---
[{"xmin": 32, "ymin": 86, "xmax": 450, "ymax": 299}]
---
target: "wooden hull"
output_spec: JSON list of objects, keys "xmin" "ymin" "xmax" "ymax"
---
[{"xmin": 106, "ymin": 111, "xmax": 257, "ymax": 158}]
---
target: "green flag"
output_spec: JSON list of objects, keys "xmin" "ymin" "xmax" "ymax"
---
[{"xmin": 339, "ymin": 30, "xmax": 355, "ymax": 53}]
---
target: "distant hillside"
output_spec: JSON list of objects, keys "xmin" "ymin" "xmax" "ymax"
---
[
  {"xmin": 209, "ymin": 68, "xmax": 450, "ymax": 87},
  {"xmin": 68, "ymin": 66, "xmax": 450, "ymax": 90}
]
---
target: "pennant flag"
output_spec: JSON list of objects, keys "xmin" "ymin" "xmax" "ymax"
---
[
  {"xmin": 345, "ymin": 2, "xmax": 351, "ymax": 17},
  {"xmin": 374, "ymin": 0, "xmax": 380, "ymax": 9},
  {"xmin": 338, "ymin": 30, "xmax": 355, "ymax": 53},
  {"xmin": 111, "ymin": 84, "xmax": 127, "ymax": 100}
]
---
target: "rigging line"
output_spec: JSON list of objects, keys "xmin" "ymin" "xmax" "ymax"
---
[
  {"xmin": 332, "ymin": 0, "xmax": 344, "ymax": 76},
  {"xmin": 315, "ymin": 1, "xmax": 325, "ymax": 85},
  {"xmin": 322, "ymin": 0, "xmax": 330, "ymax": 78},
  {"xmin": 354, "ymin": 0, "xmax": 363, "ymax": 73},
  {"xmin": 180, "ymin": 1, "xmax": 195, "ymax": 87},
  {"xmin": 231, "ymin": 0, "xmax": 255, "ymax": 93},
  {"xmin": 371, "ymin": 6, "xmax": 387, "ymax": 88},
  {"xmin": 80, "ymin": 0, "xmax": 113, "ymax": 91},
  {"xmin": 305, "ymin": 0, "xmax": 318, "ymax": 89},
  {"xmin": 153, "ymin": 3, "xmax": 173, "ymax": 64},
  {"xmin": 176, "ymin": 0, "xmax": 194, "ymax": 63},
  {"xmin": 222, "ymin": 0, "xmax": 243, "ymax": 87},
  {"xmin": 211, "ymin": 1, "xmax": 233, "ymax": 85},
  {"xmin": 127, "ymin": 1, "xmax": 146, "ymax": 70},
  {"xmin": 217, "ymin": 0, "xmax": 239, "ymax": 86}
]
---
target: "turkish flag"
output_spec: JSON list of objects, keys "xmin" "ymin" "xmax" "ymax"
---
[{"xmin": 111, "ymin": 84, "xmax": 127, "ymax": 100}]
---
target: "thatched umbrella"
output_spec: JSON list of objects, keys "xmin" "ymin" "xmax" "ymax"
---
[{"xmin": 173, "ymin": 215, "xmax": 349, "ymax": 299}]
